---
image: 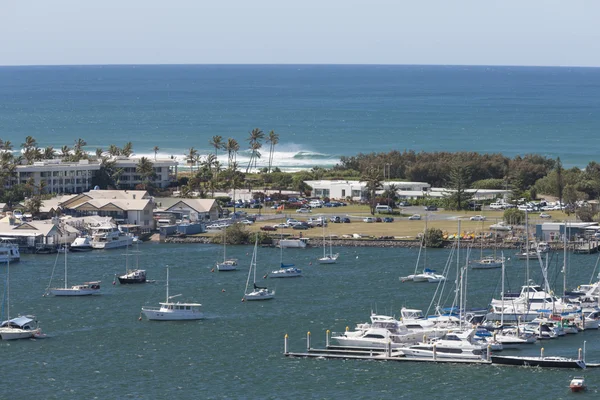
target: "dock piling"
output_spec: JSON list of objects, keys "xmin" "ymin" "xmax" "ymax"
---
[
  {"xmin": 326, "ymin": 330, "xmax": 330, "ymax": 347},
  {"xmin": 307, "ymin": 331, "xmax": 311, "ymax": 351},
  {"xmin": 284, "ymin": 334, "xmax": 288, "ymax": 354}
]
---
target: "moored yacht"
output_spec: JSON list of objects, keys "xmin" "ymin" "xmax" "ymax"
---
[{"xmin": 90, "ymin": 224, "xmax": 134, "ymax": 249}]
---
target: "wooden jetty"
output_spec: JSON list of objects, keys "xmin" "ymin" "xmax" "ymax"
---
[
  {"xmin": 284, "ymin": 332, "xmax": 600, "ymax": 368},
  {"xmin": 573, "ymin": 240, "xmax": 600, "ymax": 254},
  {"xmin": 283, "ymin": 331, "xmax": 491, "ymax": 365}
]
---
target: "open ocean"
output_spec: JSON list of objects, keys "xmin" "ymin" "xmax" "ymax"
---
[{"xmin": 1, "ymin": 64, "xmax": 600, "ymax": 169}]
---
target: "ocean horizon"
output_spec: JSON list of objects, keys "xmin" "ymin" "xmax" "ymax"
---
[{"xmin": 1, "ymin": 63, "xmax": 599, "ymax": 170}]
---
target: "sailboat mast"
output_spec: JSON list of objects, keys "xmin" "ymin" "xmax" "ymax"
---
[
  {"xmin": 501, "ymin": 252, "xmax": 505, "ymax": 326},
  {"xmin": 64, "ymin": 245, "xmax": 68, "ymax": 289},
  {"xmin": 322, "ymin": 223, "xmax": 326, "ymax": 258},
  {"xmin": 525, "ymin": 209, "xmax": 530, "ymax": 312},
  {"xmin": 223, "ymin": 228, "xmax": 227, "ymax": 262},
  {"xmin": 563, "ymin": 221, "xmax": 568, "ymax": 295},
  {"xmin": 165, "ymin": 267, "xmax": 170, "ymax": 303},
  {"xmin": 6, "ymin": 257, "xmax": 10, "ymax": 321}
]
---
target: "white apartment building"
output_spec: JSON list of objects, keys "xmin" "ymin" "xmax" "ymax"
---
[
  {"xmin": 16, "ymin": 159, "xmax": 100, "ymax": 194},
  {"xmin": 14, "ymin": 157, "xmax": 178, "ymax": 194},
  {"xmin": 113, "ymin": 156, "xmax": 178, "ymax": 190},
  {"xmin": 305, "ymin": 180, "xmax": 431, "ymax": 201}
]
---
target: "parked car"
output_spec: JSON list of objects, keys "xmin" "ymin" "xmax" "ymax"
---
[
  {"xmin": 292, "ymin": 223, "xmax": 309, "ymax": 230},
  {"xmin": 274, "ymin": 223, "xmax": 291, "ymax": 228},
  {"xmin": 250, "ymin": 204, "xmax": 263, "ymax": 209},
  {"xmin": 383, "ymin": 217, "xmax": 394, "ymax": 223},
  {"xmin": 330, "ymin": 216, "xmax": 341, "ymax": 223},
  {"xmin": 424, "ymin": 205, "xmax": 438, "ymax": 211},
  {"xmin": 408, "ymin": 214, "xmax": 422, "ymax": 220},
  {"xmin": 341, "ymin": 217, "xmax": 351, "ymax": 223},
  {"xmin": 260, "ymin": 225, "xmax": 277, "ymax": 231},
  {"xmin": 539, "ymin": 213, "xmax": 552, "ymax": 219},
  {"xmin": 470, "ymin": 215, "xmax": 486, "ymax": 221},
  {"xmin": 363, "ymin": 217, "xmax": 375, "ymax": 223},
  {"xmin": 296, "ymin": 207, "xmax": 312, "ymax": 213},
  {"xmin": 375, "ymin": 217, "xmax": 382, "ymax": 222},
  {"xmin": 239, "ymin": 219, "xmax": 254, "ymax": 225}
]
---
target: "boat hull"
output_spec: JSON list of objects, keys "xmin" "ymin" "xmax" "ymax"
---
[
  {"xmin": 49, "ymin": 288, "xmax": 98, "ymax": 296},
  {"xmin": 141, "ymin": 309, "xmax": 204, "ymax": 321},
  {"xmin": 69, "ymin": 246, "xmax": 93, "ymax": 252},
  {"xmin": 244, "ymin": 289, "xmax": 275, "ymax": 301},
  {"xmin": 216, "ymin": 262, "xmax": 237, "ymax": 271},
  {"xmin": 0, "ymin": 327, "xmax": 40, "ymax": 340},
  {"xmin": 118, "ymin": 277, "xmax": 146, "ymax": 284},
  {"xmin": 491, "ymin": 355, "xmax": 586, "ymax": 369}
]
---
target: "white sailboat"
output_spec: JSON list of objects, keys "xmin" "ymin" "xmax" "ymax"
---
[
  {"xmin": 400, "ymin": 216, "xmax": 446, "ymax": 283},
  {"xmin": 216, "ymin": 227, "xmax": 237, "ymax": 271},
  {"xmin": 141, "ymin": 267, "xmax": 203, "ymax": 320},
  {"xmin": 46, "ymin": 246, "xmax": 101, "ymax": 296},
  {"xmin": 318, "ymin": 224, "xmax": 339, "ymax": 264},
  {"xmin": 0, "ymin": 258, "xmax": 43, "ymax": 340},
  {"xmin": 244, "ymin": 236, "xmax": 275, "ymax": 300},
  {"xmin": 270, "ymin": 233, "xmax": 302, "ymax": 278}
]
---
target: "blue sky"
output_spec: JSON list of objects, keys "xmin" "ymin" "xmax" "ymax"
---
[{"xmin": 1, "ymin": 0, "xmax": 599, "ymax": 66}]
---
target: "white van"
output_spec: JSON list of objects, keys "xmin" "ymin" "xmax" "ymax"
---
[{"xmin": 375, "ymin": 204, "xmax": 393, "ymax": 213}]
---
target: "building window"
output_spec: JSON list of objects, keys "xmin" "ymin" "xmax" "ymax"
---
[{"xmin": 341, "ymin": 189, "xmax": 346, "ymax": 197}]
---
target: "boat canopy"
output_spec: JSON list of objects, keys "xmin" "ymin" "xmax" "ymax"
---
[{"xmin": 0, "ymin": 316, "xmax": 35, "ymax": 328}]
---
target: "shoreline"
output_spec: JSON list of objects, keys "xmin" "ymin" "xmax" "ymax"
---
[{"xmin": 162, "ymin": 236, "xmax": 579, "ymax": 251}]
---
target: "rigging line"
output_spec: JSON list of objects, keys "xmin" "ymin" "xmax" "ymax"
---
[{"xmin": 44, "ymin": 248, "xmax": 62, "ymax": 294}]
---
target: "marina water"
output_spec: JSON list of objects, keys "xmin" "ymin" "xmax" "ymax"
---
[
  {"xmin": 3, "ymin": 242, "xmax": 600, "ymax": 398},
  {"xmin": 2, "ymin": 65, "xmax": 600, "ymax": 169}
]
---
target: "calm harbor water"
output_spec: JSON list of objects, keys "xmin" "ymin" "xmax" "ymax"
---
[{"xmin": 3, "ymin": 242, "xmax": 600, "ymax": 399}]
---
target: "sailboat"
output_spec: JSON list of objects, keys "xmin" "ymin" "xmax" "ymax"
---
[
  {"xmin": 117, "ymin": 241, "xmax": 147, "ymax": 284},
  {"xmin": 269, "ymin": 232, "xmax": 302, "ymax": 278},
  {"xmin": 318, "ymin": 223, "xmax": 339, "ymax": 264},
  {"xmin": 0, "ymin": 258, "xmax": 43, "ymax": 340},
  {"xmin": 46, "ymin": 246, "xmax": 101, "ymax": 296},
  {"xmin": 400, "ymin": 217, "xmax": 446, "ymax": 283},
  {"xmin": 471, "ymin": 228, "xmax": 503, "ymax": 269},
  {"xmin": 216, "ymin": 227, "xmax": 237, "ymax": 271},
  {"xmin": 141, "ymin": 267, "xmax": 203, "ymax": 320},
  {"xmin": 244, "ymin": 236, "xmax": 275, "ymax": 300}
]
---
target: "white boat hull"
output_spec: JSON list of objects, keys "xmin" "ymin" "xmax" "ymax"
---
[
  {"xmin": 279, "ymin": 239, "xmax": 307, "ymax": 248},
  {"xmin": 91, "ymin": 236, "xmax": 134, "ymax": 249},
  {"xmin": 217, "ymin": 261, "xmax": 237, "ymax": 271},
  {"xmin": 318, "ymin": 255, "xmax": 338, "ymax": 264},
  {"xmin": 141, "ymin": 308, "xmax": 204, "ymax": 321},
  {"xmin": 0, "ymin": 327, "xmax": 40, "ymax": 340},
  {"xmin": 244, "ymin": 289, "xmax": 275, "ymax": 301}
]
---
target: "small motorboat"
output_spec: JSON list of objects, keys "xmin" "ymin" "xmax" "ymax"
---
[{"xmin": 570, "ymin": 376, "xmax": 587, "ymax": 392}]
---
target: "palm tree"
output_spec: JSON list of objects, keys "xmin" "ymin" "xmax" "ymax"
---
[
  {"xmin": 153, "ymin": 146, "xmax": 160, "ymax": 161},
  {"xmin": 186, "ymin": 147, "xmax": 198, "ymax": 173},
  {"xmin": 210, "ymin": 135, "xmax": 224, "ymax": 188},
  {"xmin": 136, "ymin": 156, "xmax": 157, "ymax": 190},
  {"xmin": 95, "ymin": 148, "xmax": 104, "ymax": 158},
  {"xmin": 2, "ymin": 140, "xmax": 13, "ymax": 151},
  {"xmin": 361, "ymin": 167, "xmax": 383, "ymax": 215},
  {"xmin": 43, "ymin": 146, "xmax": 55, "ymax": 160},
  {"xmin": 210, "ymin": 136, "xmax": 223, "ymax": 160},
  {"xmin": 225, "ymin": 138, "xmax": 240, "ymax": 169},
  {"xmin": 121, "ymin": 142, "xmax": 133, "ymax": 157},
  {"xmin": 21, "ymin": 135, "xmax": 37, "ymax": 151},
  {"xmin": 73, "ymin": 138, "xmax": 87, "ymax": 161},
  {"xmin": 108, "ymin": 144, "xmax": 120, "ymax": 157},
  {"xmin": 246, "ymin": 128, "xmax": 264, "ymax": 173},
  {"xmin": 60, "ymin": 145, "xmax": 71, "ymax": 160},
  {"xmin": 266, "ymin": 130, "xmax": 279, "ymax": 173}
]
